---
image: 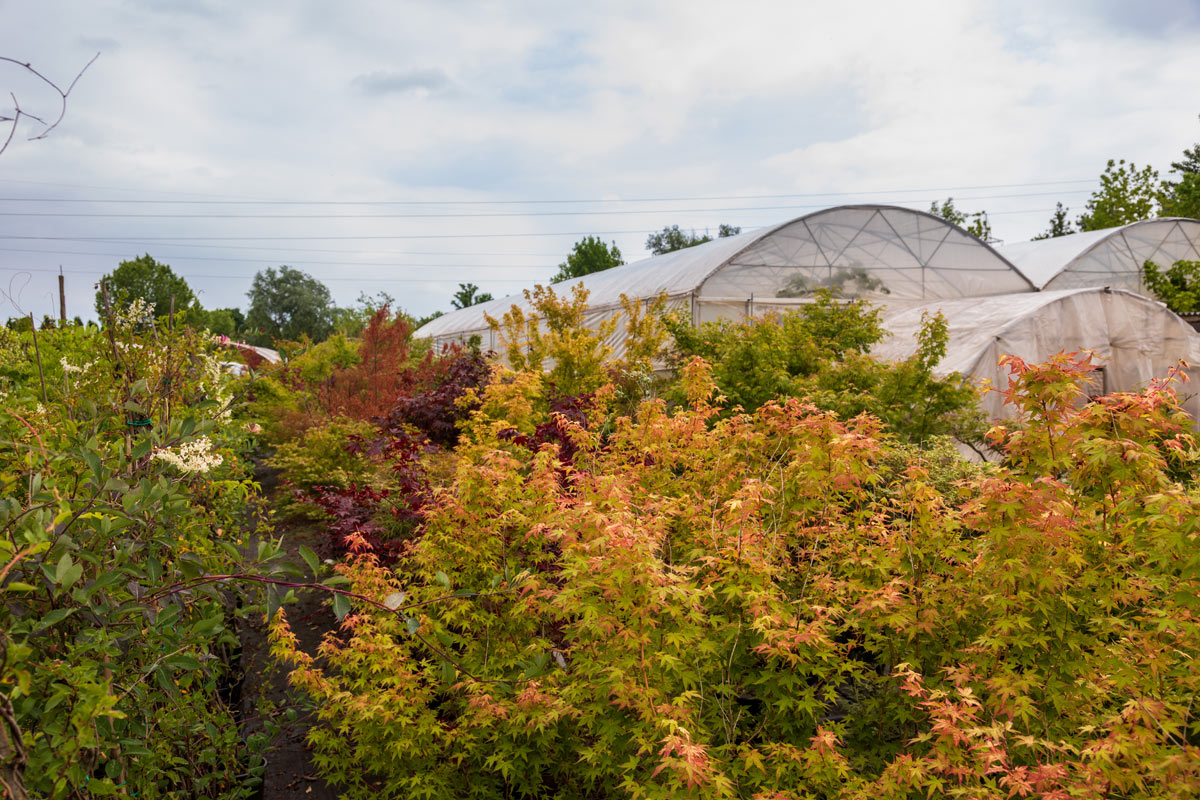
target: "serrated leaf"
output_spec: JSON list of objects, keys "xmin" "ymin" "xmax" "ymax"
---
[{"xmin": 298, "ymin": 545, "xmax": 319, "ymax": 578}]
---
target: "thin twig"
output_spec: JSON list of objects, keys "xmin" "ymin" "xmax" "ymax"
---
[{"xmin": 0, "ymin": 53, "xmax": 99, "ymax": 156}]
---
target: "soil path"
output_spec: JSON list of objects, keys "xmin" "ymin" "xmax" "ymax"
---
[{"xmin": 240, "ymin": 466, "xmax": 339, "ymax": 799}]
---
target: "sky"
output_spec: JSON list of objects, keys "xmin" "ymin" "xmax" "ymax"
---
[{"xmin": 2, "ymin": 0, "xmax": 1199, "ymax": 323}]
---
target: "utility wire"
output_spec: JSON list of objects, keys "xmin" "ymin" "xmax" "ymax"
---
[
  {"xmin": 0, "ymin": 190, "xmax": 1090, "ymax": 219},
  {"xmin": 0, "ymin": 178, "xmax": 1096, "ymax": 206}
]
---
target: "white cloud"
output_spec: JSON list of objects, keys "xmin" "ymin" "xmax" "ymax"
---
[{"xmin": 0, "ymin": 0, "xmax": 1198, "ymax": 319}]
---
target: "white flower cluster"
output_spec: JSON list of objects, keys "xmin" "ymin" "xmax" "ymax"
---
[
  {"xmin": 114, "ymin": 298, "xmax": 156, "ymax": 327},
  {"xmin": 60, "ymin": 357, "xmax": 94, "ymax": 374},
  {"xmin": 152, "ymin": 436, "xmax": 224, "ymax": 474}
]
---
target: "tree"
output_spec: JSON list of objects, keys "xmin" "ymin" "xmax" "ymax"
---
[
  {"xmin": 245, "ymin": 266, "xmax": 335, "ymax": 345},
  {"xmin": 204, "ymin": 307, "xmax": 245, "ymax": 337},
  {"xmin": 95, "ymin": 254, "xmax": 198, "ymax": 319},
  {"xmin": 1077, "ymin": 159, "xmax": 1160, "ymax": 231},
  {"xmin": 451, "ymin": 283, "xmax": 494, "ymax": 309},
  {"xmin": 1032, "ymin": 202, "xmax": 1076, "ymax": 240},
  {"xmin": 644, "ymin": 223, "xmax": 741, "ymax": 256},
  {"xmin": 550, "ymin": 236, "xmax": 624, "ymax": 283},
  {"xmin": 1143, "ymin": 259, "xmax": 1200, "ymax": 314},
  {"xmin": 1160, "ymin": 115, "xmax": 1200, "ymax": 220},
  {"xmin": 929, "ymin": 198, "xmax": 994, "ymax": 242}
]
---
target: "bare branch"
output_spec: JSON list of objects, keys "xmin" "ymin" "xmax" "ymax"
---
[{"xmin": 0, "ymin": 53, "xmax": 99, "ymax": 157}]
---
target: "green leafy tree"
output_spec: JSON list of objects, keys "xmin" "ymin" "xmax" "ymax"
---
[
  {"xmin": 930, "ymin": 198, "xmax": 994, "ymax": 242},
  {"xmin": 245, "ymin": 266, "xmax": 335, "ymax": 345},
  {"xmin": 550, "ymin": 236, "xmax": 624, "ymax": 283},
  {"xmin": 451, "ymin": 283, "xmax": 494, "ymax": 309},
  {"xmin": 645, "ymin": 223, "xmax": 741, "ymax": 255},
  {"xmin": 1032, "ymin": 202, "xmax": 1076, "ymax": 239},
  {"xmin": 1077, "ymin": 159, "xmax": 1160, "ymax": 230},
  {"xmin": 1143, "ymin": 259, "xmax": 1200, "ymax": 313},
  {"xmin": 1161, "ymin": 116, "xmax": 1200, "ymax": 219},
  {"xmin": 204, "ymin": 306, "xmax": 245, "ymax": 337},
  {"xmin": 94, "ymin": 254, "xmax": 199, "ymax": 320}
]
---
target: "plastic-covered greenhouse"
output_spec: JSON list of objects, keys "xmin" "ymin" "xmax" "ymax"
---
[
  {"xmin": 996, "ymin": 217, "xmax": 1200, "ymax": 293},
  {"xmin": 415, "ymin": 205, "xmax": 1035, "ymax": 352},
  {"xmin": 871, "ymin": 287, "xmax": 1200, "ymax": 420},
  {"xmin": 414, "ymin": 205, "xmax": 1200, "ymax": 422}
]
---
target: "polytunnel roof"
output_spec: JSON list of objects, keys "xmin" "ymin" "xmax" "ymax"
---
[
  {"xmin": 415, "ymin": 205, "xmax": 1033, "ymax": 340},
  {"xmin": 996, "ymin": 218, "xmax": 1200, "ymax": 291}
]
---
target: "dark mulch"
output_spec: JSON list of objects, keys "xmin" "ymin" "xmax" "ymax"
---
[{"xmin": 238, "ymin": 459, "xmax": 339, "ymax": 799}]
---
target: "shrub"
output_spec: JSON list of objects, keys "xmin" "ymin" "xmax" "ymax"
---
[
  {"xmin": 272, "ymin": 352, "xmax": 1200, "ymax": 799},
  {"xmin": 0, "ymin": 308, "xmax": 285, "ymax": 798}
]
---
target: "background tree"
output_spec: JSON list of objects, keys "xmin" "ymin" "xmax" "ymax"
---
[
  {"xmin": 644, "ymin": 223, "xmax": 741, "ymax": 255},
  {"xmin": 451, "ymin": 282, "xmax": 494, "ymax": 309},
  {"xmin": 929, "ymin": 198, "xmax": 994, "ymax": 242},
  {"xmin": 1143, "ymin": 259, "xmax": 1200, "ymax": 314},
  {"xmin": 1077, "ymin": 159, "xmax": 1160, "ymax": 230},
  {"xmin": 204, "ymin": 306, "xmax": 245, "ymax": 337},
  {"xmin": 1160, "ymin": 115, "xmax": 1200, "ymax": 219},
  {"xmin": 94, "ymin": 254, "xmax": 198, "ymax": 319},
  {"xmin": 245, "ymin": 266, "xmax": 335, "ymax": 345},
  {"xmin": 1032, "ymin": 202, "xmax": 1076, "ymax": 240},
  {"xmin": 550, "ymin": 236, "xmax": 624, "ymax": 283}
]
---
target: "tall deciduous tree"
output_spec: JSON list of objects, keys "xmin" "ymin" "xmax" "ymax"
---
[
  {"xmin": 1161, "ymin": 115, "xmax": 1200, "ymax": 220},
  {"xmin": 1077, "ymin": 159, "xmax": 1160, "ymax": 230},
  {"xmin": 644, "ymin": 223, "xmax": 741, "ymax": 255},
  {"xmin": 451, "ymin": 283, "xmax": 494, "ymax": 309},
  {"xmin": 550, "ymin": 236, "xmax": 624, "ymax": 283},
  {"xmin": 1032, "ymin": 202, "xmax": 1076, "ymax": 240},
  {"xmin": 929, "ymin": 198, "xmax": 994, "ymax": 242},
  {"xmin": 245, "ymin": 266, "xmax": 335, "ymax": 345},
  {"xmin": 94, "ymin": 254, "xmax": 198, "ymax": 319}
]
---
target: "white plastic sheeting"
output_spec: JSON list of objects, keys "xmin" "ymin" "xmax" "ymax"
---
[
  {"xmin": 414, "ymin": 205, "xmax": 1033, "ymax": 353},
  {"xmin": 871, "ymin": 288, "xmax": 1200, "ymax": 421},
  {"xmin": 997, "ymin": 218, "xmax": 1200, "ymax": 293}
]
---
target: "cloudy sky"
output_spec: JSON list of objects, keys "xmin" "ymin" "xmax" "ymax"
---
[{"xmin": 2, "ymin": 0, "xmax": 1199, "ymax": 322}]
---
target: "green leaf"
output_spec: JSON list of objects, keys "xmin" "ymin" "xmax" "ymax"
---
[
  {"xmin": 406, "ymin": 617, "xmax": 420, "ymax": 635},
  {"xmin": 298, "ymin": 545, "xmax": 320, "ymax": 578},
  {"xmin": 132, "ymin": 436, "xmax": 153, "ymax": 460},
  {"xmin": 55, "ymin": 552, "xmax": 73, "ymax": 585},
  {"xmin": 435, "ymin": 570, "xmax": 451, "ymax": 589},
  {"xmin": 441, "ymin": 659, "xmax": 456, "ymax": 683},
  {"xmin": 60, "ymin": 564, "xmax": 83, "ymax": 591},
  {"xmin": 82, "ymin": 450, "xmax": 104, "ymax": 483},
  {"xmin": 180, "ymin": 416, "xmax": 196, "ymax": 438},
  {"xmin": 4, "ymin": 582, "xmax": 35, "ymax": 592},
  {"xmin": 332, "ymin": 593, "xmax": 350, "ymax": 621},
  {"xmin": 37, "ymin": 608, "xmax": 76, "ymax": 630},
  {"xmin": 164, "ymin": 654, "xmax": 202, "ymax": 671},
  {"xmin": 191, "ymin": 614, "xmax": 224, "ymax": 636}
]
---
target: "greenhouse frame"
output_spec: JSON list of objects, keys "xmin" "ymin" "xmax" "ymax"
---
[
  {"xmin": 415, "ymin": 205, "xmax": 1035, "ymax": 353},
  {"xmin": 997, "ymin": 217, "xmax": 1200, "ymax": 293}
]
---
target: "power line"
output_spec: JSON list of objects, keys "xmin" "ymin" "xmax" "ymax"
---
[
  {"xmin": 0, "ymin": 178, "xmax": 1097, "ymax": 206},
  {"xmin": 0, "ymin": 207, "xmax": 1065, "ymax": 244},
  {"xmin": 0, "ymin": 191, "xmax": 1091, "ymax": 219},
  {"xmin": 1, "ymin": 265, "xmax": 539, "ymax": 284},
  {"xmin": 0, "ymin": 245, "xmax": 553, "ymax": 269}
]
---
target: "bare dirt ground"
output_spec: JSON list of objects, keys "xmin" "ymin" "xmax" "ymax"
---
[{"xmin": 239, "ymin": 464, "xmax": 339, "ymax": 799}]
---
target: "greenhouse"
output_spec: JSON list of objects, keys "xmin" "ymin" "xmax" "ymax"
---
[
  {"xmin": 871, "ymin": 287, "xmax": 1200, "ymax": 420},
  {"xmin": 415, "ymin": 204, "xmax": 1035, "ymax": 353},
  {"xmin": 996, "ymin": 217, "xmax": 1200, "ymax": 293}
]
